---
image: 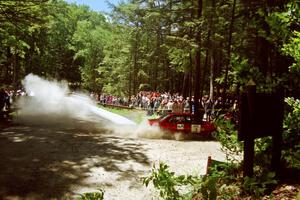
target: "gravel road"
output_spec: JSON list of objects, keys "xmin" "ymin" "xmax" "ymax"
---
[{"xmin": 0, "ymin": 115, "xmax": 226, "ymax": 200}]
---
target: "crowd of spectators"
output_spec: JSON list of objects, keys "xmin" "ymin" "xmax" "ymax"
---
[
  {"xmin": 90, "ymin": 91, "xmax": 238, "ymax": 121},
  {"xmin": 0, "ymin": 88, "xmax": 12, "ymax": 112},
  {"xmin": 90, "ymin": 92, "xmax": 130, "ymax": 106},
  {"xmin": 1, "ymin": 87, "xmax": 237, "ymax": 122},
  {"xmin": 0, "ymin": 87, "xmax": 27, "ymax": 113}
]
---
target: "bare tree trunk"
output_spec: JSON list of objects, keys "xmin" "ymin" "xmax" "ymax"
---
[
  {"xmin": 194, "ymin": 0, "xmax": 203, "ymax": 122},
  {"xmin": 209, "ymin": 53, "xmax": 214, "ymax": 100},
  {"xmin": 189, "ymin": 49, "xmax": 193, "ymax": 98},
  {"xmin": 164, "ymin": 58, "xmax": 170, "ymax": 92},
  {"xmin": 133, "ymin": 30, "xmax": 139, "ymax": 94},
  {"xmin": 202, "ymin": 35, "xmax": 210, "ymax": 98},
  {"xmin": 13, "ymin": 49, "xmax": 19, "ymax": 88},
  {"xmin": 223, "ymin": 0, "xmax": 236, "ymax": 96},
  {"xmin": 209, "ymin": 0, "xmax": 216, "ymax": 100},
  {"xmin": 182, "ymin": 71, "xmax": 189, "ymax": 97},
  {"xmin": 128, "ymin": 62, "xmax": 132, "ymax": 101}
]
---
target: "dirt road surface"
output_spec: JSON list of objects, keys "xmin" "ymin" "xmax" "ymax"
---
[{"xmin": 0, "ymin": 117, "xmax": 226, "ymax": 200}]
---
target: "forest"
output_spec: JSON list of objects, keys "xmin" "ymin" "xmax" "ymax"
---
[
  {"xmin": 0, "ymin": 0, "xmax": 299, "ymax": 99},
  {"xmin": 0, "ymin": 0, "xmax": 300, "ymax": 199}
]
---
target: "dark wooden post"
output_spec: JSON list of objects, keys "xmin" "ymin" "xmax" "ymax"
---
[
  {"xmin": 239, "ymin": 82, "xmax": 284, "ymax": 178},
  {"xmin": 243, "ymin": 83, "xmax": 256, "ymax": 177},
  {"xmin": 271, "ymin": 89, "xmax": 284, "ymax": 177},
  {"xmin": 271, "ymin": 132, "xmax": 282, "ymax": 176},
  {"xmin": 244, "ymin": 139, "xmax": 254, "ymax": 177}
]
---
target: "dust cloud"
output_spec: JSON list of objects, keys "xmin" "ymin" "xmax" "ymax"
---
[
  {"xmin": 109, "ymin": 118, "xmax": 165, "ymax": 139},
  {"xmin": 15, "ymin": 74, "xmax": 166, "ymax": 139},
  {"xmin": 16, "ymin": 74, "xmax": 96, "ymax": 127}
]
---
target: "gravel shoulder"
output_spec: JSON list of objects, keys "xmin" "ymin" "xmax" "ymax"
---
[{"xmin": 0, "ymin": 117, "xmax": 226, "ymax": 200}]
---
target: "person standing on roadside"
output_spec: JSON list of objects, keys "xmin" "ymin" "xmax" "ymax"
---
[
  {"xmin": 166, "ymin": 99, "xmax": 173, "ymax": 113},
  {"xmin": 0, "ymin": 88, "xmax": 8, "ymax": 111},
  {"xmin": 183, "ymin": 97, "xmax": 190, "ymax": 113},
  {"xmin": 4, "ymin": 89, "xmax": 10, "ymax": 110}
]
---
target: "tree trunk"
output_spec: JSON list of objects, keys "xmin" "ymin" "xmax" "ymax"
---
[
  {"xmin": 13, "ymin": 49, "xmax": 19, "ymax": 87},
  {"xmin": 128, "ymin": 62, "xmax": 132, "ymax": 101},
  {"xmin": 209, "ymin": 52, "xmax": 214, "ymax": 100},
  {"xmin": 193, "ymin": 0, "xmax": 203, "ymax": 123},
  {"xmin": 223, "ymin": 0, "xmax": 236, "ymax": 95},
  {"xmin": 132, "ymin": 29, "xmax": 139, "ymax": 94},
  {"xmin": 202, "ymin": 35, "xmax": 210, "ymax": 98},
  {"xmin": 182, "ymin": 70, "xmax": 190, "ymax": 97},
  {"xmin": 209, "ymin": 0, "xmax": 216, "ymax": 100}
]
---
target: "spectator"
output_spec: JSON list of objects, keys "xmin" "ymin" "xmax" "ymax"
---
[
  {"xmin": 177, "ymin": 99, "xmax": 183, "ymax": 113},
  {"xmin": 4, "ymin": 89, "xmax": 10, "ymax": 110},
  {"xmin": 0, "ymin": 88, "xmax": 6, "ymax": 111},
  {"xmin": 172, "ymin": 99, "xmax": 182, "ymax": 113},
  {"xmin": 166, "ymin": 99, "xmax": 173, "ymax": 113},
  {"xmin": 183, "ymin": 97, "xmax": 190, "ymax": 113},
  {"xmin": 154, "ymin": 98, "xmax": 160, "ymax": 114},
  {"xmin": 202, "ymin": 95, "xmax": 213, "ymax": 121}
]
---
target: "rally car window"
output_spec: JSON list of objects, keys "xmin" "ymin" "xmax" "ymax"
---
[
  {"xmin": 169, "ymin": 116, "xmax": 185, "ymax": 123},
  {"xmin": 160, "ymin": 114, "xmax": 171, "ymax": 122},
  {"xmin": 185, "ymin": 116, "xmax": 192, "ymax": 122}
]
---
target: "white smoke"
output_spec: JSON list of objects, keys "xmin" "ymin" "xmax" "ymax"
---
[
  {"xmin": 16, "ymin": 74, "xmax": 134, "ymax": 127},
  {"xmin": 17, "ymin": 74, "xmax": 89, "ymax": 119},
  {"xmin": 109, "ymin": 118, "xmax": 165, "ymax": 139},
  {"xmin": 16, "ymin": 74, "xmax": 168, "ymax": 140}
]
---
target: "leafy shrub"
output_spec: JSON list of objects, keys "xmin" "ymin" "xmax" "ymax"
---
[
  {"xmin": 213, "ymin": 116, "xmax": 243, "ymax": 162},
  {"xmin": 198, "ymin": 175, "xmax": 218, "ymax": 200},
  {"xmin": 76, "ymin": 189, "xmax": 104, "ymax": 200},
  {"xmin": 213, "ymin": 114, "xmax": 279, "ymax": 199},
  {"xmin": 282, "ymin": 97, "xmax": 300, "ymax": 169},
  {"xmin": 143, "ymin": 162, "xmax": 241, "ymax": 200},
  {"xmin": 243, "ymin": 172, "xmax": 277, "ymax": 198},
  {"xmin": 143, "ymin": 163, "xmax": 202, "ymax": 200}
]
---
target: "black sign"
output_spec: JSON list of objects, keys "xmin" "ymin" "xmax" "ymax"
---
[
  {"xmin": 238, "ymin": 86, "xmax": 284, "ymax": 177},
  {"xmin": 238, "ymin": 89, "xmax": 284, "ymax": 141}
]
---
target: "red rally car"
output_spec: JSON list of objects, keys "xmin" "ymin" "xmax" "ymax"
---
[{"xmin": 148, "ymin": 113, "xmax": 216, "ymax": 137}]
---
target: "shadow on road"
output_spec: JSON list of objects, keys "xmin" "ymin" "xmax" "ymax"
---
[{"xmin": 0, "ymin": 119, "xmax": 150, "ymax": 199}]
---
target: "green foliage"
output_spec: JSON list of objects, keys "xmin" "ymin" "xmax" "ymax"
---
[
  {"xmin": 71, "ymin": 18, "xmax": 109, "ymax": 91},
  {"xmin": 101, "ymin": 24, "xmax": 131, "ymax": 95},
  {"xmin": 143, "ymin": 163, "xmax": 201, "ymax": 200},
  {"xmin": 199, "ymin": 170, "xmax": 241, "ymax": 200},
  {"xmin": 282, "ymin": 31, "xmax": 300, "ymax": 73},
  {"xmin": 284, "ymin": 97, "xmax": 300, "ymax": 133},
  {"xmin": 1, "ymin": 0, "xmax": 298, "ymax": 98},
  {"xmin": 168, "ymin": 47, "xmax": 190, "ymax": 72},
  {"xmin": 243, "ymin": 172, "xmax": 277, "ymax": 198},
  {"xmin": 252, "ymin": 137, "xmax": 274, "ymax": 169},
  {"xmin": 209, "ymin": 160, "xmax": 240, "ymax": 183},
  {"xmin": 213, "ymin": 115, "xmax": 243, "ymax": 162},
  {"xmin": 215, "ymin": 54, "xmax": 264, "ymax": 92},
  {"xmin": 0, "ymin": 0, "xmax": 48, "ymax": 84},
  {"xmin": 144, "ymin": 161, "xmax": 241, "ymax": 200},
  {"xmin": 282, "ymin": 97, "xmax": 300, "ymax": 169},
  {"xmin": 265, "ymin": 1, "xmax": 300, "ymax": 94},
  {"xmin": 266, "ymin": 1, "xmax": 300, "ymax": 46},
  {"xmin": 76, "ymin": 189, "xmax": 104, "ymax": 200},
  {"xmin": 198, "ymin": 175, "xmax": 218, "ymax": 200},
  {"xmin": 212, "ymin": 114, "xmax": 280, "ymax": 199},
  {"xmin": 143, "ymin": 161, "xmax": 243, "ymax": 200}
]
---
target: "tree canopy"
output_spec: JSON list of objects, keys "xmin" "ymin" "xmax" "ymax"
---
[{"xmin": 0, "ymin": 0, "xmax": 299, "ymax": 98}]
